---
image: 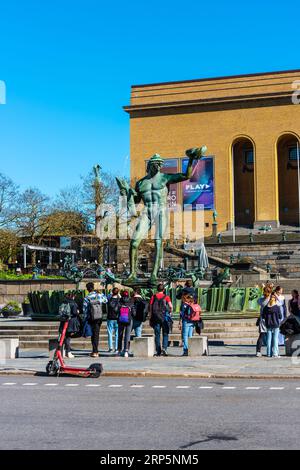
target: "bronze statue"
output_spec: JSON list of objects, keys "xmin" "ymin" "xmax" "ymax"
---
[{"xmin": 116, "ymin": 146, "xmax": 207, "ymax": 283}]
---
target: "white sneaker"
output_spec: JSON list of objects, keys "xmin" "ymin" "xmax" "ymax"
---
[
  {"xmin": 256, "ymin": 352, "xmax": 262, "ymax": 357},
  {"xmin": 273, "ymin": 355, "xmax": 281, "ymax": 358},
  {"xmin": 66, "ymin": 352, "xmax": 74, "ymax": 359},
  {"xmin": 124, "ymin": 352, "xmax": 129, "ymax": 358}
]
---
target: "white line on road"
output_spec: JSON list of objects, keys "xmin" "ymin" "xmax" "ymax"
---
[
  {"xmin": 108, "ymin": 385, "xmax": 123, "ymax": 388},
  {"xmin": 22, "ymin": 383, "xmax": 37, "ymax": 386},
  {"xmin": 2, "ymin": 383, "xmax": 17, "ymax": 386},
  {"xmin": 246, "ymin": 387, "xmax": 261, "ymax": 390},
  {"xmin": 152, "ymin": 385, "xmax": 166, "ymax": 389},
  {"xmin": 130, "ymin": 385, "xmax": 145, "ymax": 388},
  {"xmin": 222, "ymin": 386, "xmax": 236, "ymax": 389},
  {"xmin": 199, "ymin": 386, "xmax": 213, "ymax": 389},
  {"xmin": 176, "ymin": 386, "xmax": 190, "ymax": 389},
  {"xmin": 85, "ymin": 384, "xmax": 101, "ymax": 387},
  {"xmin": 65, "ymin": 384, "xmax": 79, "ymax": 387},
  {"xmin": 269, "ymin": 387, "xmax": 285, "ymax": 390},
  {"xmin": 44, "ymin": 384, "xmax": 58, "ymax": 387}
]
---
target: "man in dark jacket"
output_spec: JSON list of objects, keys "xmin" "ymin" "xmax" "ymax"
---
[
  {"xmin": 107, "ymin": 287, "xmax": 120, "ymax": 352},
  {"xmin": 131, "ymin": 288, "xmax": 148, "ymax": 338}
]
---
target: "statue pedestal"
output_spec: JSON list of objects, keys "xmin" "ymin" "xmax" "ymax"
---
[{"xmin": 212, "ymin": 222, "xmax": 218, "ymax": 237}]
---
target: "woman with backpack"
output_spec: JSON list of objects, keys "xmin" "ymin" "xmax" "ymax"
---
[
  {"xmin": 117, "ymin": 290, "xmax": 133, "ymax": 358},
  {"xmin": 179, "ymin": 294, "xmax": 201, "ymax": 356},
  {"xmin": 107, "ymin": 287, "xmax": 120, "ymax": 353}
]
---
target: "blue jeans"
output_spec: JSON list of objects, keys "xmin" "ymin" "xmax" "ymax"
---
[
  {"xmin": 132, "ymin": 319, "xmax": 143, "ymax": 338},
  {"xmin": 182, "ymin": 320, "xmax": 195, "ymax": 353},
  {"xmin": 107, "ymin": 319, "xmax": 118, "ymax": 350},
  {"xmin": 266, "ymin": 327, "xmax": 279, "ymax": 357},
  {"xmin": 153, "ymin": 321, "xmax": 170, "ymax": 355}
]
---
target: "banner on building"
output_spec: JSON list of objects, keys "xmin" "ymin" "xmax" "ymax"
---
[{"xmin": 181, "ymin": 157, "xmax": 214, "ymax": 210}]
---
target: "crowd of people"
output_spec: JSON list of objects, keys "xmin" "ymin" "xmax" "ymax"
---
[
  {"xmin": 59, "ymin": 281, "xmax": 300, "ymax": 359},
  {"xmin": 59, "ymin": 280, "xmax": 203, "ymax": 358},
  {"xmin": 256, "ymin": 283, "xmax": 300, "ymax": 358}
]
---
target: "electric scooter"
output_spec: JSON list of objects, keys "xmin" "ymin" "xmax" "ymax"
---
[{"xmin": 46, "ymin": 318, "xmax": 103, "ymax": 378}]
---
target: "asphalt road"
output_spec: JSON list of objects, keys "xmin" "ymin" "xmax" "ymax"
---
[{"xmin": 0, "ymin": 376, "xmax": 300, "ymax": 450}]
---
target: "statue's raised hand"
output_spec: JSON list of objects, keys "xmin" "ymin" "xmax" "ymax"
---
[
  {"xmin": 185, "ymin": 146, "xmax": 207, "ymax": 160},
  {"xmin": 115, "ymin": 177, "xmax": 131, "ymax": 196}
]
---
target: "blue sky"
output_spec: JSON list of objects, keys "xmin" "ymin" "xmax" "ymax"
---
[{"xmin": 0, "ymin": 0, "xmax": 298, "ymax": 197}]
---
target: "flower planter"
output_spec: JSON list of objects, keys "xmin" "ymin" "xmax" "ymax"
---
[{"xmin": 22, "ymin": 303, "xmax": 34, "ymax": 317}]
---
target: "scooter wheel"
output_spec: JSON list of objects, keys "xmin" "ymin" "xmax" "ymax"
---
[
  {"xmin": 46, "ymin": 360, "xmax": 59, "ymax": 376},
  {"xmin": 88, "ymin": 363, "xmax": 103, "ymax": 378}
]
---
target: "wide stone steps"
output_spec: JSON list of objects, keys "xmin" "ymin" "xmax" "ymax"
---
[{"xmin": 0, "ymin": 319, "xmax": 258, "ymax": 348}]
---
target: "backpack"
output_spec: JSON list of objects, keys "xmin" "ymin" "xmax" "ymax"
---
[
  {"xmin": 118, "ymin": 305, "xmax": 131, "ymax": 325},
  {"xmin": 89, "ymin": 298, "xmax": 103, "ymax": 321},
  {"xmin": 188, "ymin": 303, "xmax": 201, "ymax": 322},
  {"xmin": 59, "ymin": 302, "xmax": 72, "ymax": 321},
  {"xmin": 151, "ymin": 294, "xmax": 167, "ymax": 325},
  {"xmin": 108, "ymin": 297, "xmax": 120, "ymax": 320},
  {"xmin": 133, "ymin": 298, "xmax": 149, "ymax": 322}
]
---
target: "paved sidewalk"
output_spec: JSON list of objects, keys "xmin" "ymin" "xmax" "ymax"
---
[{"xmin": 1, "ymin": 345, "xmax": 300, "ymax": 378}]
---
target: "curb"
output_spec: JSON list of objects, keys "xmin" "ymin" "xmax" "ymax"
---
[{"xmin": 1, "ymin": 369, "xmax": 300, "ymax": 380}]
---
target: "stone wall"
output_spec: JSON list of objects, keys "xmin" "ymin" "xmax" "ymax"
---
[{"xmin": 0, "ymin": 280, "xmax": 78, "ymax": 305}]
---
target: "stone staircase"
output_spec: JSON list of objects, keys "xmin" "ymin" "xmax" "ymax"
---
[{"xmin": 0, "ymin": 319, "xmax": 259, "ymax": 349}]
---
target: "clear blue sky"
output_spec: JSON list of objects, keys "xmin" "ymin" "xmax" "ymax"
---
[{"xmin": 0, "ymin": 0, "xmax": 298, "ymax": 197}]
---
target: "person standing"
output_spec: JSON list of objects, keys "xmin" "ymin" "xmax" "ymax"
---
[
  {"xmin": 117, "ymin": 290, "xmax": 133, "ymax": 357},
  {"xmin": 131, "ymin": 287, "xmax": 148, "ymax": 338},
  {"xmin": 59, "ymin": 291, "xmax": 81, "ymax": 359},
  {"xmin": 262, "ymin": 293, "xmax": 281, "ymax": 358},
  {"xmin": 288, "ymin": 290, "xmax": 300, "ymax": 316},
  {"xmin": 274, "ymin": 285, "xmax": 287, "ymax": 346},
  {"xmin": 83, "ymin": 282, "xmax": 107, "ymax": 358},
  {"xmin": 256, "ymin": 284, "xmax": 272, "ymax": 357},
  {"xmin": 178, "ymin": 294, "xmax": 201, "ymax": 356},
  {"xmin": 106, "ymin": 287, "xmax": 120, "ymax": 353},
  {"xmin": 149, "ymin": 284, "xmax": 173, "ymax": 357}
]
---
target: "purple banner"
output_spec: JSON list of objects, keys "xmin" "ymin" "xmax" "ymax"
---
[{"xmin": 182, "ymin": 157, "xmax": 214, "ymax": 210}]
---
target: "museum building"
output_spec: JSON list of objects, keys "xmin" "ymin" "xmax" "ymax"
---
[{"xmin": 124, "ymin": 69, "xmax": 300, "ymax": 235}]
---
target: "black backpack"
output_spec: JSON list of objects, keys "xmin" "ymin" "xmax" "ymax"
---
[
  {"xmin": 133, "ymin": 298, "xmax": 149, "ymax": 322},
  {"xmin": 151, "ymin": 294, "xmax": 167, "ymax": 325},
  {"xmin": 108, "ymin": 297, "xmax": 120, "ymax": 320}
]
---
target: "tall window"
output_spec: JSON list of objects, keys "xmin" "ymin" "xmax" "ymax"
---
[
  {"xmin": 244, "ymin": 149, "xmax": 254, "ymax": 165},
  {"xmin": 288, "ymin": 146, "xmax": 298, "ymax": 161}
]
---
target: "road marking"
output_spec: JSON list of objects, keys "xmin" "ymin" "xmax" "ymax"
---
[
  {"xmin": 22, "ymin": 383, "xmax": 37, "ymax": 386},
  {"xmin": 85, "ymin": 384, "xmax": 101, "ymax": 387},
  {"xmin": 44, "ymin": 383, "xmax": 58, "ymax": 387},
  {"xmin": 296, "ymin": 387, "xmax": 300, "ymax": 390},
  {"xmin": 246, "ymin": 387, "xmax": 261, "ymax": 390},
  {"xmin": 269, "ymin": 387, "xmax": 284, "ymax": 390},
  {"xmin": 152, "ymin": 385, "xmax": 166, "ymax": 389},
  {"xmin": 108, "ymin": 384, "xmax": 123, "ymax": 388},
  {"xmin": 2, "ymin": 382, "xmax": 17, "ymax": 386},
  {"xmin": 199, "ymin": 386, "xmax": 213, "ymax": 389},
  {"xmin": 176, "ymin": 386, "xmax": 190, "ymax": 389},
  {"xmin": 130, "ymin": 385, "xmax": 145, "ymax": 388},
  {"xmin": 222, "ymin": 386, "xmax": 236, "ymax": 389},
  {"xmin": 65, "ymin": 384, "xmax": 79, "ymax": 387}
]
